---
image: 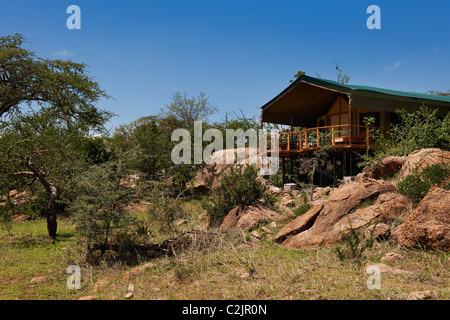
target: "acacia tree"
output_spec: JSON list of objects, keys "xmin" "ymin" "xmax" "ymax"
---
[
  {"xmin": 0, "ymin": 34, "xmax": 112, "ymax": 239},
  {"xmin": 162, "ymin": 91, "xmax": 218, "ymax": 129}
]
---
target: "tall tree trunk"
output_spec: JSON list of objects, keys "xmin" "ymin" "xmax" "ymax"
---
[
  {"xmin": 24, "ymin": 158, "xmax": 58, "ymax": 239},
  {"xmin": 45, "ymin": 184, "xmax": 58, "ymax": 239}
]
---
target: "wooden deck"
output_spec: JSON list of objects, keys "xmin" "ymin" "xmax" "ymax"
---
[{"xmin": 264, "ymin": 124, "xmax": 380, "ymax": 157}]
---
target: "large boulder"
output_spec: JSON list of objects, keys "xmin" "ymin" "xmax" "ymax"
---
[
  {"xmin": 221, "ymin": 204, "xmax": 286, "ymax": 231},
  {"xmin": 371, "ymin": 156, "xmax": 407, "ymax": 179},
  {"xmin": 0, "ymin": 190, "xmax": 33, "ymax": 207},
  {"xmin": 274, "ymin": 204, "xmax": 323, "ymax": 242},
  {"xmin": 376, "ymin": 192, "xmax": 416, "ymax": 222},
  {"xmin": 281, "ymin": 180, "xmax": 399, "ymax": 250},
  {"xmin": 400, "ymin": 148, "xmax": 450, "ymax": 178},
  {"xmin": 390, "ymin": 187, "xmax": 450, "ymax": 250},
  {"xmin": 362, "ymin": 148, "xmax": 449, "ymax": 181},
  {"xmin": 191, "ymin": 148, "xmax": 260, "ymax": 191}
]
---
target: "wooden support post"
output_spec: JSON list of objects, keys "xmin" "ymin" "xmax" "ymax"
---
[
  {"xmin": 348, "ymin": 125, "xmax": 352, "ymax": 146},
  {"xmin": 348, "ymin": 96, "xmax": 352, "ymax": 146},
  {"xmin": 282, "ymin": 157, "xmax": 286, "ymax": 185},
  {"xmin": 332, "ymin": 127, "xmax": 335, "ymax": 146},
  {"xmin": 300, "ymin": 131, "xmax": 303, "ymax": 150},
  {"xmin": 317, "ymin": 129, "xmax": 320, "ymax": 147}
]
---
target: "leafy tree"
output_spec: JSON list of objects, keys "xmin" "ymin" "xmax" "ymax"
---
[
  {"xmin": 162, "ymin": 92, "xmax": 218, "ymax": 128},
  {"xmin": 131, "ymin": 116, "xmax": 173, "ymax": 179},
  {"xmin": 81, "ymin": 136, "xmax": 112, "ymax": 165},
  {"xmin": 0, "ymin": 34, "xmax": 109, "ymax": 123},
  {"xmin": 215, "ymin": 109, "xmax": 260, "ymax": 133},
  {"xmin": 0, "ymin": 34, "xmax": 112, "ymax": 239},
  {"xmin": 69, "ymin": 159, "xmax": 136, "ymax": 255},
  {"xmin": 212, "ymin": 109, "xmax": 261, "ymax": 151},
  {"xmin": 390, "ymin": 107, "xmax": 450, "ymax": 153},
  {"xmin": 0, "ymin": 108, "xmax": 112, "ymax": 239}
]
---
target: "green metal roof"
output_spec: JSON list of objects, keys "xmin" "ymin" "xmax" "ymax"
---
[
  {"xmin": 261, "ymin": 75, "xmax": 450, "ymax": 126},
  {"xmin": 261, "ymin": 75, "xmax": 450, "ymax": 110}
]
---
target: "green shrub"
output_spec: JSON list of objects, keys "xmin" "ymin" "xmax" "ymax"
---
[
  {"xmin": 261, "ymin": 192, "xmax": 277, "ymax": 209},
  {"xmin": 397, "ymin": 174, "xmax": 432, "ymax": 202},
  {"xmin": 69, "ymin": 161, "xmax": 136, "ymax": 254},
  {"xmin": 334, "ymin": 220, "xmax": 375, "ymax": 263},
  {"xmin": 81, "ymin": 137, "xmax": 112, "ymax": 165},
  {"xmin": 147, "ymin": 182, "xmax": 186, "ymax": 238},
  {"xmin": 397, "ymin": 162, "xmax": 450, "ymax": 201},
  {"xmin": 294, "ymin": 203, "xmax": 312, "ymax": 216},
  {"xmin": 21, "ymin": 193, "xmax": 48, "ymax": 219},
  {"xmin": 0, "ymin": 198, "xmax": 14, "ymax": 235},
  {"xmin": 205, "ymin": 165, "xmax": 264, "ymax": 225},
  {"xmin": 359, "ymin": 107, "xmax": 450, "ymax": 169}
]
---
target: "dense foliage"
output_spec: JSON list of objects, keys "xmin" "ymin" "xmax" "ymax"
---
[
  {"xmin": 204, "ymin": 165, "xmax": 264, "ymax": 225},
  {"xmin": 397, "ymin": 162, "xmax": 450, "ymax": 201},
  {"xmin": 360, "ymin": 106, "xmax": 450, "ymax": 169},
  {"xmin": 388, "ymin": 107, "xmax": 450, "ymax": 154},
  {"xmin": 69, "ymin": 159, "xmax": 136, "ymax": 252}
]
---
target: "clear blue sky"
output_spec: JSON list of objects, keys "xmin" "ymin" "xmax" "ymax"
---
[{"xmin": 1, "ymin": 0, "xmax": 449, "ymax": 130}]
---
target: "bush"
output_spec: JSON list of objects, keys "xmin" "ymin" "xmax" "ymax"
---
[
  {"xmin": 69, "ymin": 161, "xmax": 136, "ymax": 254},
  {"xmin": 397, "ymin": 162, "xmax": 450, "ymax": 201},
  {"xmin": 294, "ymin": 203, "xmax": 312, "ymax": 216},
  {"xmin": 205, "ymin": 165, "xmax": 264, "ymax": 225},
  {"xmin": 397, "ymin": 174, "xmax": 432, "ymax": 202},
  {"xmin": 147, "ymin": 181, "xmax": 186, "ymax": 238},
  {"xmin": 21, "ymin": 193, "xmax": 48, "ymax": 219},
  {"xmin": 359, "ymin": 107, "xmax": 450, "ymax": 169},
  {"xmin": 0, "ymin": 198, "xmax": 14, "ymax": 235},
  {"xmin": 81, "ymin": 137, "xmax": 112, "ymax": 165},
  {"xmin": 334, "ymin": 220, "xmax": 375, "ymax": 263}
]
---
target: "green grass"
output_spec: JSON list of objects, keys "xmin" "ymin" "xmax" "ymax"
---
[
  {"xmin": 0, "ymin": 201, "xmax": 448, "ymax": 300},
  {"xmin": 0, "ymin": 218, "xmax": 80, "ymax": 300}
]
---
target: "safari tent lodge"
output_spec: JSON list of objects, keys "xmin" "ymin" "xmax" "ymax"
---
[{"xmin": 260, "ymin": 75, "xmax": 450, "ymax": 185}]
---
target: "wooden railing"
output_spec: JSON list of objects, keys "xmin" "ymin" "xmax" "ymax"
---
[{"xmin": 264, "ymin": 124, "xmax": 382, "ymax": 153}]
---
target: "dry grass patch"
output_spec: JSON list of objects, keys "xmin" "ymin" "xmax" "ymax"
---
[{"xmin": 0, "ymin": 201, "xmax": 448, "ymax": 300}]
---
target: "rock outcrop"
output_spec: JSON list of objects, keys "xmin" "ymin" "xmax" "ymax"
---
[
  {"xmin": 221, "ymin": 204, "xmax": 286, "ymax": 231},
  {"xmin": 375, "ymin": 193, "xmax": 416, "ymax": 222},
  {"xmin": 400, "ymin": 148, "xmax": 450, "ymax": 178},
  {"xmin": 0, "ymin": 190, "xmax": 32, "ymax": 207},
  {"xmin": 366, "ymin": 148, "xmax": 450, "ymax": 181},
  {"xmin": 275, "ymin": 148, "xmax": 448, "ymax": 251},
  {"xmin": 371, "ymin": 156, "xmax": 407, "ymax": 179},
  {"xmin": 274, "ymin": 204, "xmax": 323, "ymax": 242},
  {"xmin": 280, "ymin": 180, "xmax": 398, "ymax": 250},
  {"xmin": 191, "ymin": 147, "xmax": 260, "ymax": 191},
  {"xmin": 390, "ymin": 187, "xmax": 450, "ymax": 250}
]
